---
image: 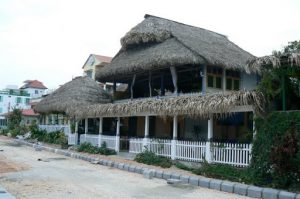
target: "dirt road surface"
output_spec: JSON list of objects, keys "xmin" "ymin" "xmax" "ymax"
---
[{"xmin": 0, "ymin": 137, "xmax": 251, "ymax": 199}]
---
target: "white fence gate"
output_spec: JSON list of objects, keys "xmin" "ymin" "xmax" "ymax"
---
[
  {"xmin": 175, "ymin": 140, "xmax": 206, "ymax": 162},
  {"xmin": 80, "ymin": 134, "xmax": 99, "ymax": 147},
  {"xmin": 68, "ymin": 134, "xmax": 76, "ymax": 145},
  {"xmin": 211, "ymin": 142, "xmax": 252, "ymax": 167},
  {"xmin": 101, "ymin": 135, "xmax": 116, "ymax": 150},
  {"xmin": 129, "ymin": 138, "xmax": 143, "ymax": 154}
]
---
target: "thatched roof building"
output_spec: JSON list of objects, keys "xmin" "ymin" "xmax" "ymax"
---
[
  {"xmin": 34, "ymin": 77, "xmax": 111, "ymax": 114},
  {"xmin": 69, "ymin": 90, "xmax": 264, "ymax": 120},
  {"xmin": 96, "ymin": 14, "xmax": 255, "ymax": 82}
]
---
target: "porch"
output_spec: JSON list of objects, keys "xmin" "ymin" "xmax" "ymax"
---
[{"xmin": 69, "ymin": 112, "xmax": 254, "ymax": 167}]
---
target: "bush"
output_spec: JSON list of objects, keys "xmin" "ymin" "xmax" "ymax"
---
[
  {"xmin": 134, "ymin": 149, "xmax": 172, "ymax": 168},
  {"xmin": 77, "ymin": 142, "xmax": 116, "ymax": 156},
  {"xmin": 193, "ymin": 162, "xmax": 251, "ymax": 183},
  {"xmin": 251, "ymin": 111, "xmax": 300, "ymax": 190}
]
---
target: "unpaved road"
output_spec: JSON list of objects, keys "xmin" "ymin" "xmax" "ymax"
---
[{"xmin": 0, "ymin": 138, "xmax": 251, "ymax": 199}]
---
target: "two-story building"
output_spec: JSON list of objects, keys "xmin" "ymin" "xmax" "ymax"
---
[
  {"xmin": 35, "ymin": 15, "xmax": 264, "ymax": 167},
  {"xmin": 20, "ymin": 80, "xmax": 47, "ymax": 98}
]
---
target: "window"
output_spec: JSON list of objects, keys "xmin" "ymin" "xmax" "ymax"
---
[
  {"xmin": 226, "ymin": 70, "xmax": 240, "ymax": 90},
  {"xmin": 25, "ymin": 98, "xmax": 30, "ymax": 105},
  {"xmin": 35, "ymin": 90, "xmax": 38, "ymax": 94},
  {"xmin": 86, "ymin": 70, "xmax": 93, "ymax": 78},
  {"xmin": 0, "ymin": 107, "xmax": 2, "ymax": 113},
  {"xmin": 0, "ymin": 96, "xmax": 3, "ymax": 102},
  {"xmin": 207, "ymin": 66, "xmax": 223, "ymax": 89},
  {"xmin": 16, "ymin": 97, "xmax": 22, "ymax": 104}
]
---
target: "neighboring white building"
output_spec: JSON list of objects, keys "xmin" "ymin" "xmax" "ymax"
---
[
  {"xmin": 20, "ymin": 80, "xmax": 47, "ymax": 98},
  {"xmin": 82, "ymin": 54, "xmax": 112, "ymax": 80}
]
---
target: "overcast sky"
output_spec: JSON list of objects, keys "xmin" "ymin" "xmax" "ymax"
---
[{"xmin": 0, "ymin": 0, "xmax": 299, "ymax": 89}]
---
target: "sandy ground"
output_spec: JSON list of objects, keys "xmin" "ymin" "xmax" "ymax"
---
[{"xmin": 0, "ymin": 137, "xmax": 252, "ymax": 199}]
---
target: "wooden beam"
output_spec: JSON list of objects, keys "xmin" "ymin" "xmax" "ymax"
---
[
  {"xmin": 170, "ymin": 66, "xmax": 178, "ymax": 94},
  {"xmin": 131, "ymin": 74, "xmax": 136, "ymax": 100}
]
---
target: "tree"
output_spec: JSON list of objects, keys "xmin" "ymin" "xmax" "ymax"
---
[{"xmin": 7, "ymin": 108, "xmax": 22, "ymax": 130}]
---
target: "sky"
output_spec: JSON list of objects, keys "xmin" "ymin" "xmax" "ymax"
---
[{"xmin": 0, "ymin": 0, "xmax": 300, "ymax": 89}]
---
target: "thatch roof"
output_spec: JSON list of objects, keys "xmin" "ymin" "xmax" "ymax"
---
[
  {"xmin": 34, "ymin": 77, "xmax": 111, "ymax": 114},
  {"xmin": 246, "ymin": 53, "xmax": 300, "ymax": 73},
  {"xmin": 96, "ymin": 14, "xmax": 254, "ymax": 81},
  {"xmin": 68, "ymin": 91, "xmax": 264, "ymax": 120}
]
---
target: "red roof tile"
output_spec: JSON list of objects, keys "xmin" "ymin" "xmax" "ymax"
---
[
  {"xmin": 22, "ymin": 109, "xmax": 39, "ymax": 116},
  {"xmin": 20, "ymin": 80, "xmax": 47, "ymax": 89}
]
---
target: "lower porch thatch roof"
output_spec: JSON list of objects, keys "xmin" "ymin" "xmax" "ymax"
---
[{"xmin": 67, "ymin": 91, "xmax": 264, "ymax": 120}]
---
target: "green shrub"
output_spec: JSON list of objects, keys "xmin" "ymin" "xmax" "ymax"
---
[
  {"xmin": 134, "ymin": 149, "xmax": 172, "ymax": 168},
  {"xmin": 251, "ymin": 111, "xmax": 300, "ymax": 190},
  {"xmin": 77, "ymin": 141, "xmax": 116, "ymax": 155},
  {"xmin": 174, "ymin": 162, "xmax": 194, "ymax": 172},
  {"xmin": 193, "ymin": 162, "xmax": 251, "ymax": 183}
]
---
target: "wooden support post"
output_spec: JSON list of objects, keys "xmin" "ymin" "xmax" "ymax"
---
[
  {"xmin": 222, "ymin": 68, "xmax": 226, "ymax": 92},
  {"xmin": 171, "ymin": 115, "xmax": 178, "ymax": 160},
  {"xmin": 160, "ymin": 73, "xmax": 165, "ymax": 96},
  {"xmin": 131, "ymin": 74, "xmax": 136, "ymax": 100},
  {"xmin": 143, "ymin": 116, "xmax": 150, "ymax": 150},
  {"xmin": 149, "ymin": 72, "xmax": 152, "ymax": 97},
  {"xmin": 84, "ymin": 118, "xmax": 88, "ymax": 142},
  {"xmin": 98, "ymin": 117, "xmax": 103, "ymax": 147},
  {"xmin": 202, "ymin": 65, "xmax": 207, "ymax": 94},
  {"xmin": 205, "ymin": 116, "xmax": 213, "ymax": 163},
  {"xmin": 115, "ymin": 117, "xmax": 120, "ymax": 152},
  {"xmin": 170, "ymin": 66, "xmax": 178, "ymax": 94}
]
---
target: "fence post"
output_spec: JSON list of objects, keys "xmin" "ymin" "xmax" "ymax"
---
[
  {"xmin": 115, "ymin": 117, "xmax": 120, "ymax": 153},
  {"xmin": 75, "ymin": 121, "xmax": 78, "ymax": 145},
  {"xmin": 98, "ymin": 117, "xmax": 103, "ymax": 147},
  {"xmin": 143, "ymin": 115, "xmax": 150, "ymax": 150},
  {"xmin": 205, "ymin": 117, "xmax": 213, "ymax": 163},
  {"xmin": 171, "ymin": 115, "xmax": 178, "ymax": 160}
]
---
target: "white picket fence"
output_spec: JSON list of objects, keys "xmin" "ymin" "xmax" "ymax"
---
[
  {"xmin": 211, "ymin": 142, "xmax": 252, "ymax": 167},
  {"xmin": 129, "ymin": 138, "xmax": 144, "ymax": 153},
  {"xmin": 68, "ymin": 134, "xmax": 76, "ymax": 145},
  {"xmin": 39, "ymin": 125, "xmax": 70, "ymax": 135},
  {"xmin": 128, "ymin": 138, "xmax": 252, "ymax": 167},
  {"xmin": 80, "ymin": 134, "xmax": 99, "ymax": 147},
  {"xmin": 148, "ymin": 139, "xmax": 172, "ymax": 158},
  {"xmin": 175, "ymin": 140, "xmax": 206, "ymax": 162},
  {"xmin": 101, "ymin": 135, "xmax": 116, "ymax": 150}
]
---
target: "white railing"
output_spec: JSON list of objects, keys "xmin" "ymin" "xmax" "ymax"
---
[
  {"xmin": 81, "ymin": 134, "xmax": 99, "ymax": 147},
  {"xmin": 129, "ymin": 138, "xmax": 144, "ymax": 153},
  {"xmin": 101, "ymin": 135, "xmax": 116, "ymax": 150},
  {"xmin": 68, "ymin": 134, "xmax": 76, "ymax": 145},
  {"xmin": 39, "ymin": 125, "xmax": 70, "ymax": 135},
  {"xmin": 148, "ymin": 138, "xmax": 172, "ymax": 158},
  {"xmin": 175, "ymin": 140, "xmax": 206, "ymax": 162},
  {"xmin": 211, "ymin": 142, "xmax": 252, "ymax": 167}
]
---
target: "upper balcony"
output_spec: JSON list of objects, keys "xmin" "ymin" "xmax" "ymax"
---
[{"xmin": 111, "ymin": 65, "xmax": 259, "ymax": 103}]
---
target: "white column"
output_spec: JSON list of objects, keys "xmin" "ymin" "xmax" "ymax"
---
[
  {"xmin": 205, "ymin": 116, "xmax": 213, "ymax": 163},
  {"xmin": 143, "ymin": 116, "xmax": 150, "ymax": 150},
  {"xmin": 170, "ymin": 66, "xmax": 178, "ymax": 94},
  {"xmin": 171, "ymin": 115, "xmax": 178, "ymax": 160},
  {"xmin": 98, "ymin": 117, "xmax": 103, "ymax": 147},
  {"xmin": 75, "ymin": 121, "xmax": 78, "ymax": 145},
  {"xmin": 115, "ymin": 117, "xmax": 120, "ymax": 152},
  {"xmin": 51, "ymin": 114, "xmax": 55, "ymax": 125},
  {"xmin": 84, "ymin": 118, "xmax": 88, "ymax": 142}
]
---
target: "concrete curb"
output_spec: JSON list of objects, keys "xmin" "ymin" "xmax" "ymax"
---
[
  {"xmin": 0, "ymin": 185, "xmax": 16, "ymax": 199},
  {"xmin": 15, "ymin": 139, "xmax": 298, "ymax": 199}
]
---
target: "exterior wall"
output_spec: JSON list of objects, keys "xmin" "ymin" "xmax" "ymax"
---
[
  {"xmin": 23, "ymin": 88, "xmax": 45, "ymax": 98},
  {"xmin": 82, "ymin": 55, "xmax": 101, "ymax": 80},
  {"xmin": 0, "ymin": 93, "xmax": 30, "ymax": 114},
  {"xmin": 183, "ymin": 118, "xmax": 208, "ymax": 140}
]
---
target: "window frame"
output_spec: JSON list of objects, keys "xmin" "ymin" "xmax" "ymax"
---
[
  {"xmin": 226, "ymin": 70, "xmax": 241, "ymax": 91},
  {"xmin": 207, "ymin": 66, "xmax": 223, "ymax": 89}
]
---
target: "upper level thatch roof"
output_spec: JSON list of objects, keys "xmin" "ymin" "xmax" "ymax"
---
[
  {"xmin": 34, "ymin": 77, "xmax": 111, "ymax": 114},
  {"xmin": 68, "ymin": 90, "xmax": 264, "ymax": 120},
  {"xmin": 96, "ymin": 14, "xmax": 255, "ymax": 81}
]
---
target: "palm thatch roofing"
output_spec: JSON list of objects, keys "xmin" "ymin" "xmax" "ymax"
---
[
  {"xmin": 246, "ymin": 53, "xmax": 300, "ymax": 73},
  {"xmin": 34, "ymin": 77, "xmax": 111, "ymax": 114},
  {"xmin": 68, "ymin": 90, "xmax": 264, "ymax": 120},
  {"xmin": 96, "ymin": 14, "xmax": 255, "ymax": 82}
]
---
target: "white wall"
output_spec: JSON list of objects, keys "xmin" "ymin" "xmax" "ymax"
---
[
  {"xmin": 0, "ymin": 94, "xmax": 31, "ymax": 114},
  {"xmin": 23, "ymin": 88, "xmax": 45, "ymax": 98}
]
